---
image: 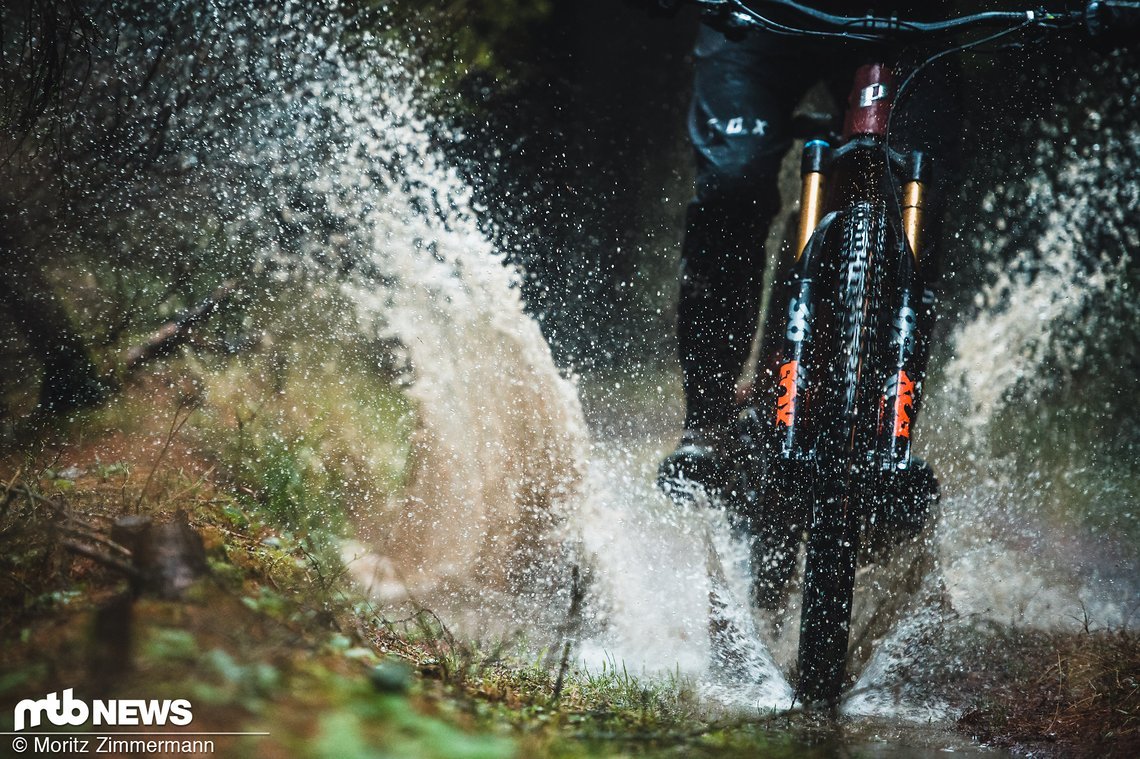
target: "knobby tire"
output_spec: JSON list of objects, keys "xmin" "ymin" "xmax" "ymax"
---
[{"xmin": 796, "ymin": 202, "xmax": 887, "ymax": 705}]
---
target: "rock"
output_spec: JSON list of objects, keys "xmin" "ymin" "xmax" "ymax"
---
[{"xmin": 369, "ymin": 658, "xmax": 411, "ymax": 694}]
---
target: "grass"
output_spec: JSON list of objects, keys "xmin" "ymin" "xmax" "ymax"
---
[
  {"xmin": 2, "ymin": 346, "xmax": 1138, "ymax": 757},
  {"xmin": 0, "ymin": 454, "xmax": 811, "ymax": 758},
  {"xmin": 955, "ymin": 625, "xmax": 1140, "ymax": 757}
]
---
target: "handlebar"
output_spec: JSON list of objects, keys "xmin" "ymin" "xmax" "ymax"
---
[{"xmin": 685, "ymin": 0, "xmax": 1140, "ymax": 43}]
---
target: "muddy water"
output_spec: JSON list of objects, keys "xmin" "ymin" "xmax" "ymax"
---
[{"xmin": 561, "ymin": 65, "xmax": 1139, "ymax": 733}]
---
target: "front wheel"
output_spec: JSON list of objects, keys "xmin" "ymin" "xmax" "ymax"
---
[
  {"xmin": 798, "ymin": 482, "xmax": 860, "ymax": 703},
  {"xmin": 796, "ymin": 202, "xmax": 887, "ymax": 705}
]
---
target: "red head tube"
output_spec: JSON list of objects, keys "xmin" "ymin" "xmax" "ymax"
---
[{"xmin": 843, "ymin": 64, "xmax": 896, "ymax": 140}]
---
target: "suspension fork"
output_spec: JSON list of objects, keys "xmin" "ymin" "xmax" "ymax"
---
[
  {"xmin": 877, "ymin": 151, "xmax": 935, "ymax": 470},
  {"xmin": 773, "ymin": 140, "xmax": 831, "ymax": 460},
  {"xmin": 773, "ymin": 134, "xmax": 888, "ymax": 458},
  {"xmin": 773, "ymin": 139, "xmax": 937, "ymax": 469}
]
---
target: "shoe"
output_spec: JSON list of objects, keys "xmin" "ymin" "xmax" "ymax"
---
[{"xmin": 657, "ymin": 429, "xmax": 728, "ymax": 498}]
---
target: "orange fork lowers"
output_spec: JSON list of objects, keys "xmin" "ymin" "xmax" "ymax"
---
[
  {"xmin": 889, "ymin": 370, "xmax": 915, "ymax": 438},
  {"xmin": 776, "ymin": 141, "xmax": 829, "ymax": 442}
]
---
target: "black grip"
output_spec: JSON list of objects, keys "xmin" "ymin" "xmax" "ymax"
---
[{"xmin": 1086, "ymin": 0, "xmax": 1140, "ymax": 39}]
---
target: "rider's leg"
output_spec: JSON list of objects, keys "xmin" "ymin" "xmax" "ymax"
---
[{"xmin": 661, "ymin": 27, "xmax": 819, "ymax": 492}]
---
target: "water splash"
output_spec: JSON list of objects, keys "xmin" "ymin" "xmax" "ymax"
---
[
  {"xmin": 257, "ymin": 16, "xmax": 795, "ymax": 700},
  {"xmin": 571, "ymin": 445, "xmax": 792, "ymax": 707},
  {"xmin": 942, "ymin": 144, "xmax": 1137, "ymax": 433},
  {"xmin": 336, "ymin": 87, "xmax": 589, "ymax": 611}
]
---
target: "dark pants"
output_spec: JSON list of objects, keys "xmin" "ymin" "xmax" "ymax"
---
[{"xmin": 678, "ymin": 24, "xmax": 963, "ymax": 432}]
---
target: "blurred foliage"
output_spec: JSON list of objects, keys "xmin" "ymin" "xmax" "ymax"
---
[
  {"xmin": 1, "ymin": 0, "xmax": 325, "ymax": 415},
  {"xmin": 193, "ymin": 334, "xmax": 415, "ymax": 581},
  {"xmin": 342, "ymin": 0, "xmax": 554, "ymax": 100}
]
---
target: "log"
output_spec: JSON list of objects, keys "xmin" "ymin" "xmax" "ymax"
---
[{"xmin": 123, "ymin": 280, "xmax": 237, "ymax": 372}]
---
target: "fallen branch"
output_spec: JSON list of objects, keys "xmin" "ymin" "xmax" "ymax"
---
[
  {"xmin": 4, "ymin": 484, "xmax": 99, "ymax": 532},
  {"xmin": 60, "ymin": 539, "xmax": 143, "ymax": 578},
  {"xmin": 57, "ymin": 524, "xmax": 132, "ymax": 557},
  {"xmin": 4, "ymin": 484, "xmax": 206, "ymax": 596},
  {"xmin": 123, "ymin": 280, "xmax": 237, "ymax": 373}
]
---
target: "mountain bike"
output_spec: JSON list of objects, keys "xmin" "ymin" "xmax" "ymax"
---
[{"xmin": 665, "ymin": 0, "xmax": 1140, "ymax": 706}]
